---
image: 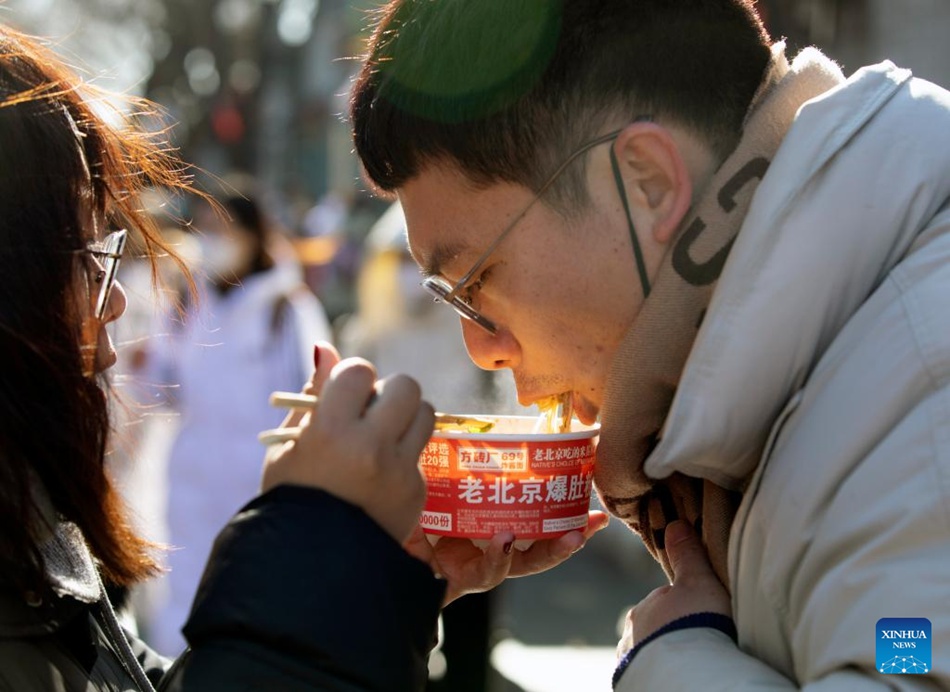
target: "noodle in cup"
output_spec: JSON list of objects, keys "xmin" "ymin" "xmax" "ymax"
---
[{"xmin": 418, "ymin": 415, "xmax": 600, "ymax": 550}]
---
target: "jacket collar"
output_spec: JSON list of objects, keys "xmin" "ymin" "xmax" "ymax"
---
[
  {"xmin": 0, "ymin": 489, "xmax": 101, "ymax": 636},
  {"xmin": 646, "ymin": 58, "xmax": 930, "ymax": 487}
]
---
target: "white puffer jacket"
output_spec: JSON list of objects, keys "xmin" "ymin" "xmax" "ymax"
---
[{"xmin": 619, "ymin": 60, "xmax": 950, "ymax": 689}]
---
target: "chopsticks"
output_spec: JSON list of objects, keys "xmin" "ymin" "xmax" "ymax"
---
[{"xmin": 258, "ymin": 391, "xmax": 495, "ymax": 445}]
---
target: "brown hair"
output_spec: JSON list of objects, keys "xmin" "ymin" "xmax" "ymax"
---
[
  {"xmin": 0, "ymin": 25, "xmax": 197, "ymax": 594},
  {"xmin": 351, "ymin": 0, "xmax": 771, "ymax": 212}
]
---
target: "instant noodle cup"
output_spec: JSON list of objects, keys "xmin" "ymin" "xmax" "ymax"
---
[{"xmin": 418, "ymin": 415, "xmax": 599, "ymax": 550}]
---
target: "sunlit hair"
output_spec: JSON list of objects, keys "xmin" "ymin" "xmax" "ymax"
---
[
  {"xmin": 0, "ymin": 24, "xmax": 199, "ymax": 595},
  {"xmin": 351, "ymin": 0, "xmax": 771, "ymax": 213}
]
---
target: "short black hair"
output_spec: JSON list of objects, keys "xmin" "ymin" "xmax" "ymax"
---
[{"xmin": 351, "ymin": 0, "xmax": 771, "ymax": 210}]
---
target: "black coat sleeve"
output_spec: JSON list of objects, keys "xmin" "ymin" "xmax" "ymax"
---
[{"xmin": 160, "ymin": 485, "xmax": 445, "ymax": 692}]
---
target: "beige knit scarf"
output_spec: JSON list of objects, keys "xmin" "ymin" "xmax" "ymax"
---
[{"xmin": 594, "ymin": 44, "xmax": 843, "ymax": 590}]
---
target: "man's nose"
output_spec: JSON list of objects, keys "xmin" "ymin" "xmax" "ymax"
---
[{"xmin": 460, "ymin": 316, "xmax": 519, "ymax": 371}]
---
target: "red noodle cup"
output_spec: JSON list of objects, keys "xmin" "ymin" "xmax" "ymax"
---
[{"xmin": 418, "ymin": 415, "xmax": 600, "ymax": 550}]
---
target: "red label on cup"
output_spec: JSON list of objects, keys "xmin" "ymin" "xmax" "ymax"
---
[{"xmin": 419, "ymin": 429, "xmax": 597, "ymax": 541}]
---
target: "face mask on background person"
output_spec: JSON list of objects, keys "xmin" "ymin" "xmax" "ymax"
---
[{"xmin": 198, "ymin": 231, "xmax": 256, "ymax": 280}]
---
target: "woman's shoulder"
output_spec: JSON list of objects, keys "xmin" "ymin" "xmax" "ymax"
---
[{"xmin": 0, "ymin": 593, "xmax": 94, "ymax": 691}]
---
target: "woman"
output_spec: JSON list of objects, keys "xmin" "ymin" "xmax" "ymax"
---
[
  {"xmin": 0, "ymin": 24, "xmax": 442, "ymax": 691},
  {"xmin": 0, "ymin": 21, "xmax": 606, "ymax": 692}
]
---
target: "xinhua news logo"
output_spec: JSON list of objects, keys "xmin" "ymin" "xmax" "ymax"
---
[{"xmin": 876, "ymin": 618, "xmax": 931, "ymax": 675}]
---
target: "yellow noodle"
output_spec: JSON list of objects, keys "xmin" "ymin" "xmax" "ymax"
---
[{"xmin": 535, "ymin": 392, "xmax": 573, "ymax": 434}]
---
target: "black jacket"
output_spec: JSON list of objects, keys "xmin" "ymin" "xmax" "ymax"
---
[{"xmin": 0, "ymin": 486, "xmax": 445, "ymax": 691}]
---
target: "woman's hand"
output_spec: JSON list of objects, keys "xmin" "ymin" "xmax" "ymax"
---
[
  {"xmin": 261, "ymin": 342, "xmax": 435, "ymax": 543},
  {"xmin": 404, "ymin": 512, "xmax": 609, "ymax": 606}
]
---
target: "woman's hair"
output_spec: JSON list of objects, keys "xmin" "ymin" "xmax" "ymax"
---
[
  {"xmin": 0, "ymin": 24, "xmax": 197, "ymax": 595},
  {"xmin": 351, "ymin": 0, "xmax": 772, "ymax": 212}
]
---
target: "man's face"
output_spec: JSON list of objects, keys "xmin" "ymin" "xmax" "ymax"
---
[{"xmin": 399, "ymin": 158, "xmax": 645, "ymax": 424}]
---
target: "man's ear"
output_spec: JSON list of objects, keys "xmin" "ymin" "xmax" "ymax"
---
[{"xmin": 613, "ymin": 121, "xmax": 692, "ymax": 245}]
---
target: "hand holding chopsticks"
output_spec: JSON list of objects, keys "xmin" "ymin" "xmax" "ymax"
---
[
  {"xmin": 259, "ymin": 391, "xmax": 494, "ymax": 445},
  {"xmin": 259, "ymin": 355, "xmax": 436, "ymax": 543}
]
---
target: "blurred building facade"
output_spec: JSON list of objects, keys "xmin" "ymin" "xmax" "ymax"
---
[
  {"xmin": 2, "ymin": 0, "xmax": 374, "ymax": 234},
  {"xmin": 153, "ymin": 0, "xmax": 950, "ymax": 201},
  {"xmin": 762, "ymin": 0, "xmax": 950, "ymax": 86},
  {"xmin": 5, "ymin": 0, "xmax": 949, "ymax": 245}
]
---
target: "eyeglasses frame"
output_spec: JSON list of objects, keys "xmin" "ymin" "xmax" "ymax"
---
[
  {"xmin": 421, "ymin": 120, "xmax": 651, "ymax": 335},
  {"xmin": 85, "ymin": 228, "xmax": 127, "ymax": 320}
]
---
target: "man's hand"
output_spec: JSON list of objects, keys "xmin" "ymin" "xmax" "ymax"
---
[
  {"xmin": 404, "ymin": 512, "xmax": 610, "ymax": 606},
  {"xmin": 618, "ymin": 520, "xmax": 731, "ymax": 656}
]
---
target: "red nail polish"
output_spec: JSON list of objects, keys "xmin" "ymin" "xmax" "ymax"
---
[
  {"xmin": 313, "ymin": 344, "xmax": 321, "ymax": 371},
  {"xmin": 503, "ymin": 541, "xmax": 513, "ymax": 555}
]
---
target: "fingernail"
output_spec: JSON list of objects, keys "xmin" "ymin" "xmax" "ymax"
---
[
  {"xmin": 503, "ymin": 540, "xmax": 514, "ymax": 555},
  {"xmin": 313, "ymin": 344, "xmax": 321, "ymax": 371},
  {"xmin": 570, "ymin": 535, "xmax": 585, "ymax": 554}
]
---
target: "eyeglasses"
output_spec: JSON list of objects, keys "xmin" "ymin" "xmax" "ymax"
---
[
  {"xmin": 422, "ymin": 124, "xmax": 651, "ymax": 335},
  {"xmin": 84, "ymin": 228, "xmax": 127, "ymax": 320}
]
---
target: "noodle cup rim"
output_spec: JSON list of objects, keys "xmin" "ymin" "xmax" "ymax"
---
[{"xmin": 430, "ymin": 414, "xmax": 600, "ymax": 442}]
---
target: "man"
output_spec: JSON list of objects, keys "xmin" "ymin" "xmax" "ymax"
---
[{"xmin": 349, "ymin": 0, "xmax": 950, "ymax": 688}]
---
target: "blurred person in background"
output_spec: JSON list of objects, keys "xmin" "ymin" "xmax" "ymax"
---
[
  {"xmin": 140, "ymin": 183, "xmax": 334, "ymax": 657},
  {"xmin": 299, "ymin": 188, "xmax": 388, "ymax": 328},
  {"xmin": 339, "ymin": 201, "xmax": 520, "ymax": 691},
  {"xmin": 339, "ymin": 201, "xmax": 518, "ymax": 415}
]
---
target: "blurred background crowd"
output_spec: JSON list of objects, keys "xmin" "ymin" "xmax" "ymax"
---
[{"xmin": 2, "ymin": 1, "xmax": 948, "ymax": 689}]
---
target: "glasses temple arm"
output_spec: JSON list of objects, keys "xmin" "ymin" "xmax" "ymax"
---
[{"xmin": 448, "ymin": 129, "xmax": 625, "ymax": 299}]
